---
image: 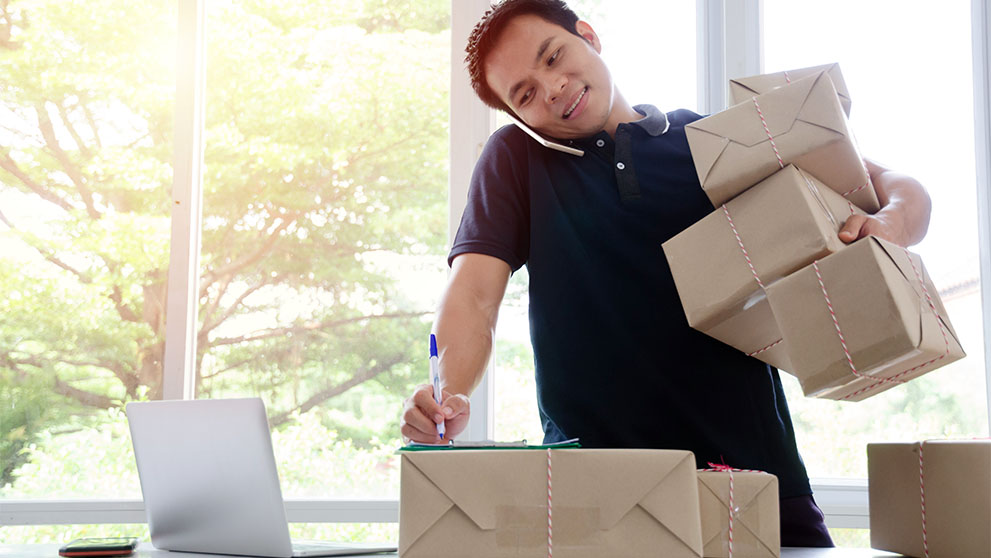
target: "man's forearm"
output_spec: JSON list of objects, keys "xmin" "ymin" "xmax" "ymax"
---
[
  {"xmin": 867, "ymin": 159, "xmax": 932, "ymax": 246},
  {"xmin": 433, "ymin": 254, "xmax": 511, "ymax": 396}
]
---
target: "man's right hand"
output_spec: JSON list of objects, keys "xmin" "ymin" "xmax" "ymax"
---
[{"xmin": 401, "ymin": 383, "xmax": 471, "ymax": 443}]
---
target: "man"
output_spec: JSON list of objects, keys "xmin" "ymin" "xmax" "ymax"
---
[{"xmin": 400, "ymin": 0, "xmax": 931, "ymax": 546}]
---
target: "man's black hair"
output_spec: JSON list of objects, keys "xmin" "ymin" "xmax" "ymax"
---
[{"xmin": 465, "ymin": 0, "xmax": 582, "ymax": 115}]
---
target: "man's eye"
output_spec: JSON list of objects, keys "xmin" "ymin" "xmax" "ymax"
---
[
  {"xmin": 520, "ymin": 89, "xmax": 533, "ymax": 105},
  {"xmin": 548, "ymin": 49, "xmax": 560, "ymax": 65}
]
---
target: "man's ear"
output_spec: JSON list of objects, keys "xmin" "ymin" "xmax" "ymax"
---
[{"xmin": 574, "ymin": 20, "xmax": 602, "ymax": 53}]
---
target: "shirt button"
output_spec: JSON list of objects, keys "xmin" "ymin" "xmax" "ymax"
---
[
  {"xmin": 595, "ymin": 139, "xmax": 605, "ymax": 147},
  {"xmin": 616, "ymin": 162, "xmax": 626, "ymax": 170}
]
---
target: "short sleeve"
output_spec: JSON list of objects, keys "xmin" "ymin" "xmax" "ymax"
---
[{"xmin": 448, "ymin": 126, "xmax": 531, "ymax": 271}]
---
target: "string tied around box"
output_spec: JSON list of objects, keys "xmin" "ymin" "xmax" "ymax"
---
[
  {"xmin": 700, "ymin": 461, "xmax": 768, "ymax": 558},
  {"xmin": 812, "ymin": 246, "xmax": 953, "ymax": 401}
]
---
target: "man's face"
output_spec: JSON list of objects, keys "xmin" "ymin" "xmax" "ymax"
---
[{"xmin": 484, "ymin": 14, "xmax": 615, "ymax": 139}]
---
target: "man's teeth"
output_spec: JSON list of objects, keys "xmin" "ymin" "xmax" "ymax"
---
[{"xmin": 564, "ymin": 88, "xmax": 586, "ymax": 118}]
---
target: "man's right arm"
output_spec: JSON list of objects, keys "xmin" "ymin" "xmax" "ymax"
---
[{"xmin": 400, "ymin": 253, "xmax": 512, "ymax": 443}]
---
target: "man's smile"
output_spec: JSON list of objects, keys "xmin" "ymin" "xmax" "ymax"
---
[{"xmin": 563, "ymin": 86, "xmax": 588, "ymax": 119}]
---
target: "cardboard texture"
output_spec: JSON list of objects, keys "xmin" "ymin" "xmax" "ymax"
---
[
  {"xmin": 697, "ymin": 470, "xmax": 780, "ymax": 558},
  {"xmin": 686, "ymin": 71, "xmax": 879, "ymax": 213},
  {"xmin": 399, "ymin": 449, "xmax": 704, "ymax": 558},
  {"xmin": 868, "ymin": 440, "xmax": 991, "ymax": 558},
  {"xmin": 729, "ymin": 63, "xmax": 852, "ymax": 117},
  {"xmin": 663, "ymin": 165, "xmax": 865, "ymax": 371},
  {"xmin": 765, "ymin": 237, "xmax": 964, "ymax": 401}
]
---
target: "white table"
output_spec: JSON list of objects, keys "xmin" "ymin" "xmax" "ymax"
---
[{"xmin": 0, "ymin": 542, "xmax": 905, "ymax": 557}]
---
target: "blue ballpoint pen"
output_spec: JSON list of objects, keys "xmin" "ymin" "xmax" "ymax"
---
[{"xmin": 429, "ymin": 334, "xmax": 446, "ymax": 439}]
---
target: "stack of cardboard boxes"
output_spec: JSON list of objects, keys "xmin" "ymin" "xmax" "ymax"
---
[
  {"xmin": 664, "ymin": 65, "xmax": 964, "ymax": 401},
  {"xmin": 399, "ymin": 448, "xmax": 780, "ymax": 558}
]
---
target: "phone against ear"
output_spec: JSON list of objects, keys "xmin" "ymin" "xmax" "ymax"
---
[
  {"xmin": 506, "ymin": 113, "xmax": 585, "ymax": 157},
  {"xmin": 59, "ymin": 537, "xmax": 139, "ymax": 557}
]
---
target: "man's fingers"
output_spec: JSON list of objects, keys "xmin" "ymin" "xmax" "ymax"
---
[
  {"xmin": 410, "ymin": 383, "xmax": 445, "ymax": 423},
  {"xmin": 401, "ymin": 391, "xmax": 443, "ymax": 443},
  {"xmin": 838, "ymin": 214, "xmax": 868, "ymax": 243},
  {"xmin": 440, "ymin": 392, "xmax": 470, "ymax": 419}
]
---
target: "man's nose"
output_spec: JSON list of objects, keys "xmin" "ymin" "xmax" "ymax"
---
[{"xmin": 542, "ymin": 73, "xmax": 567, "ymax": 104}]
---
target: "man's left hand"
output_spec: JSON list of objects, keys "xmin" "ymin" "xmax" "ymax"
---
[
  {"xmin": 838, "ymin": 210, "xmax": 910, "ymax": 247},
  {"xmin": 839, "ymin": 159, "xmax": 931, "ymax": 247}
]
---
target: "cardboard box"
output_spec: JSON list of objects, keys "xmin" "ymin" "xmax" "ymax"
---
[
  {"xmin": 730, "ymin": 63, "xmax": 852, "ymax": 117},
  {"xmin": 686, "ymin": 72, "xmax": 879, "ymax": 213},
  {"xmin": 399, "ymin": 449, "xmax": 704, "ymax": 557},
  {"xmin": 868, "ymin": 440, "xmax": 991, "ymax": 557},
  {"xmin": 765, "ymin": 236, "xmax": 964, "ymax": 401},
  {"xmin": 698, "ymin": 469, "xmax": 780, "ymax": 558},
  {"xmin": 662, "ymin": 165, "xmax": 865, "ymax": 370}
]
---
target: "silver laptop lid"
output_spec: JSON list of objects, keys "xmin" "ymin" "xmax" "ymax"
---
[{"xmin": 126, "ymin": 398, "xmax": 294, "ymax": 557}]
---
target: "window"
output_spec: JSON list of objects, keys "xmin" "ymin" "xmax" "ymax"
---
[
  {"xmin": 198, "ymin": 0, "xmax": 450, "ymax": 504},
  {"xmin": 764, "ymin": 0, "xmax": 988, "ymax": 481},
  {"xmin": 0, "ymin": 1, "xmax": 175, "ymax": 503}
]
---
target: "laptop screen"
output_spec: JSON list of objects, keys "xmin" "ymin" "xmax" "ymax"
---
[{"xmin": 127, "ymin": 398, "xmax": 296, "ymax": 557}]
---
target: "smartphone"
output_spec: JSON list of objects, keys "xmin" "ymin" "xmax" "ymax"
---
[
  {"xmin": 505, "ymin": 113, "xmax": 585, "ymax": 157},
  {"xmin": 58, "ymin": 537, "xmax": 139, "ymax": 557}
]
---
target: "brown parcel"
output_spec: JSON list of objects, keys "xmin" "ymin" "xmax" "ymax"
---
[
  {"xmin": 729, "ymin": 63, "xmax": 852, "ymax": 117},
  {"xmin": 662, "ymin": 164, "xmax": 865, "ymax": 371},
  {"xmin": 765, "ymin": 236, "xmax": 964, "ymax": 401},
  {"xmin": 868, "ymin": 440, "xmax": 991, "ymax": 558},
  {"xmin": 686, "ymin": 71, "xmax": 879, "ymax": 213},
  {"xmin": 399, "ymin": 449, "xmax": 703, "ymax": 558},
  {"xmin": 698, "ymin": 470, "xmax": 780, "ymax": 558}
]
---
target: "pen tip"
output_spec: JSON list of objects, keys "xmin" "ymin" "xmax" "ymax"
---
[{"xmin": 429, "ymin": 334, "xmax": 438, "ymax": 357}]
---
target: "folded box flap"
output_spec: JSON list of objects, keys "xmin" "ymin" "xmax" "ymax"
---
[
  {"xmin": 399, "ymin": 453, "xmax": 457, "ymax": 554},
  {"xmin": 730, "ymin": 63, "xmax": 852, "ymax": 117},
  {"xmin": 684, "ymin": 126, "xmax": 730, "ymax": 186},
  {"xmin": 555, "ymin": 450, "xmax": 702, "ymax": 552},
  {"xmin": 686, "ymin": 73, "xmax": 841, "ymax": 186},
  {"xmin": 794, "ymin": 71, "xmax": 849, "ymax": 138},
  {"xmin": 402, "ymin": 451, "xmax": 546, "ymax": 534},
  {"xmin": 688, "ymin": 73, "xmax": 817, "ymax": 147},
  {"xmin": 698, "ymin": 472, "xmax": 779, "ymax": 556},
  {"xmin": 872, "ymin": 237, "xmax": 964, "ymax": 353}
]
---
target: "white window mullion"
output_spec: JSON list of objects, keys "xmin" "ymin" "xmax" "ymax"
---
[
  {"xmin": 162, "ymin": 0, "xmax": 206, "ymax": 401},
  {"xmin": 698, "ymin": 0, "xmax": 762, "ymax": 114},
  {"xmin": 697, "ymin": 0, "xmax": 725, "ymax": 114},
  {"xmin": 972, "ymin": 0, "xmax": 991, "ymax": 435},
  {"xmin": 449, "ymin": 0, "xmax": 497, "ymax": 442}
]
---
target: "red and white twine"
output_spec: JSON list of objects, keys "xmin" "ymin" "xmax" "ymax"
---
[
  {"xmin": 918, "ymin": 443, "xmax": 930, "ymax": 558},
  {"xmin": 812, "ymin": 260, "xmax": 865, "ymax": 381},
  {"xmin": 701, "ymin": 464, "xmax": 766, "ymax": 558},
  {"xmin": 813, "ymin": 247, "xmax": 953, "ymax": 401},
  {"xmin": 547, "ymin": 449, "xmax": 553, "ymax": 558},
  {"xmin": 747, "ymin": 338, "xmax": 783, "ymax": 358},
  {"xmin": 722, "ymin": 204, "xmax": 765, "ymax": 289},
  {"xmin": 752, "ymin": 97, "xmax": 785, "ymax": 169}
]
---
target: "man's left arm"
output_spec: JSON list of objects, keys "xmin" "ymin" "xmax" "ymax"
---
[{"xmin": 838, "ymin": 159, "xmax": 932, "ymax": 247}]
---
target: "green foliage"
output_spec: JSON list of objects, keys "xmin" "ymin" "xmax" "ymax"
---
[{"xmin": 0, "ymin": 0, "xmax": 450, "ymax": 493}]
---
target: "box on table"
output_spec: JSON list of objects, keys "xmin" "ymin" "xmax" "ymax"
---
[
  {"xmin": 686, "ymin": 71, "xmax": 879, "ymax": 213},
  {"xmin": 765, "ymin": 236, "xmax": 964, "ymax": 401},
  {"xmin": 868, "ymin": 440, "xmax": 991, "ymax": 557},
  {"xmin": 662, "ymin": 164, "xmax": 865, "ymax": 371},
  {"xmin": 730, "ymin": 63, "xmax": 852, "ymax": 117},
  {"xmin": 698, "ymin": 469, "xmax": 780, "ymax": 558},
  {"xmin": 399, "ymin": 448, "xmax": 703, "ymax": 557}
]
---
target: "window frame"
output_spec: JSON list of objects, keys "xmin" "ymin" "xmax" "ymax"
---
[{"xmin": 2, "ymin": 0, "xmax": 990, "ymax": 532}]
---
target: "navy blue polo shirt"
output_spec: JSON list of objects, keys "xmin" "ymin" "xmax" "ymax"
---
[{"xmin": 449, "ymin": 105, "xmax": 812, "ymax": 498}]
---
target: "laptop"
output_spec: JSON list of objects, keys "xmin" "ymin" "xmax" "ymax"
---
[{"xmin": 126, "ymin": 398, "xmax": 397, "ymax": 557}]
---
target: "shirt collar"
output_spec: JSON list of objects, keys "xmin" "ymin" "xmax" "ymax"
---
[{"xmin": 630, "ymin": 104, "xmax": 670, "ymax": 136}]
